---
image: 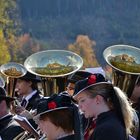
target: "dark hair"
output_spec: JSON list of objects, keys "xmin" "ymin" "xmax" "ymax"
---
[
  {"xmin": 24, "ymin": 79, "xmax": 39, "ymax": 90},
  {"xmin": 40, "ymin": 108, "xmax": 74, "ymax": 133},
  {"xmin": 31, "ymin": 81, "xmax": 38, "ymax": 90},
  {"xmin": 0, "ymin": 99, "xmax": 11, "ymax": 108}
]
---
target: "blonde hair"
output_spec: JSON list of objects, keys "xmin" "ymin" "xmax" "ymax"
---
[{"xmin": 114, "ymin": 86, "xmax": 135, "ymax": 135}]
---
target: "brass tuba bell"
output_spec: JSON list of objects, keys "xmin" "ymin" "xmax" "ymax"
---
[
  {"xmin": 0, "ymin": 62, "xmax": 27, "ymax": 97},
  {"xmin": 0, "ymin": 75, "xmax": 5, "ymax": 88},
  {"xmin": 103, "ymin": 44, "xmax": 140, "ymax": 98},
  {"xmin": 24, "ymin": 50, "xmax": 83, "ymax": 96}
]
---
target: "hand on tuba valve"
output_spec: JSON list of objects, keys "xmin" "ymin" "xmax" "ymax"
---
[{"xmin": 10, "ymin": 99, "xmax": 24, "ymax": 115}]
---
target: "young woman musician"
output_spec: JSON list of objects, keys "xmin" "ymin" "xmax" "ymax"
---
[{"xmin": 73, "ymin": 75, "xmax": 135, "ymax": 140}]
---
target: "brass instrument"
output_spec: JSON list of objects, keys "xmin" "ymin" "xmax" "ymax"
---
[
  {"xmin": 103, "ymin": 44, "xmax": 140, "ymax": 97},
  {"xmin": 0, "ymin": 62, "xmax": 27, "ymax": 97},
  {"xmin": 14, "ymin": 131, "xmax": 46, "ymax": 140},
  {"xmin": 13, "ymin": 119, "xmax": 40, "ymax": 140},
  {"xmin": 0, "ymin": 75, "xmax": 5, "ymax": 88},
  {"xmin": 24, "ymin": 50, "xmax": 83, "ymax": 96}
]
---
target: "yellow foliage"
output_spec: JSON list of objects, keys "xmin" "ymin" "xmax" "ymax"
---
[
  {"xmin": 68, "ymin": 35, "xmax": 99, "ymax": 68},
  {"xmin": 0, "ymin": 29, "xmax": 11, "ymax": 64},
  {"xmin": 0, "ymin": 44, "xmax": 11, "ymax": 65},
  {"xmin": 0, "ymin": 29, "xmax": 4, "ymax": 39}
]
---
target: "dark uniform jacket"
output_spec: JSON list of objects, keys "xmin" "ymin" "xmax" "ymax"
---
[
  {"xmin": 25, "ymin": 90, "xmax": 42, "ymax": 111},
  {"xmin": 58, "ymin": 134, "xmax": 75, "ymax": 140},
  {"xmin": 23, "ymin": 90, "xmax": 42, "ymax": 129},
  {"xmin": 89, "ymin": 111, "xmax": 127, "ymax": 140},
  {"xmin": 132, "ymin": 98, "xmax": 140, "ymax": 140},
  {"xmin": 137, "ymin": 111, "xmax": 140, "ymax": 140},
  {"xmin": 0, "ymin": 114, "xmax": 24, "ymax": 140}
]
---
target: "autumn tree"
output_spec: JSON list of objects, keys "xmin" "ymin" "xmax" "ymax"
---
[
  {"xmin": 68, "ymin": 35, "xmax": 99, "ymax": 68},
  {"xmin": 0, "ymin": 0, "xmax": 21, "ymax": 64},
  {"xmin": 0, "ymin": 29, "xmax": 11, "ymax": 64},
  {"xmin": 16, "ymin": 33, "xmax": 43, "ymax": 63}
]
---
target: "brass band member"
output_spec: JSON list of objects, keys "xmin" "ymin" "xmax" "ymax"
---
[
  {"xmin": 0, "ymin": 87, "xmax": 24, "ymax": 140},
  {"xmin": 15, "ymin": 71, "xmax": 42, "ymax": 111},
  {"xmin": 66, "ymin": 70, "xmax": 93, "ymax": 96},
  {"xmin": 73, "ymin": 75, "xmax": 135, "ymax": 140},
  {"xmin": 33, "ymin": 94, "xmax": 83, "ymax": 140},
  {"xmin": 62, "ymin": 72, "xmax": 106, "ymax": 136},
  {"xmin": 14, "ymin": 71, "xmax": 43, "ymax": 129}
]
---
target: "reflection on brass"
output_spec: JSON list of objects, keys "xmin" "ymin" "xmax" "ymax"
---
[
  {"xmin": 109, "ymin": 54, "xmax": 140, "ymax": 73},
  {"xmin": 31, "ymin": 62, "xmax": 76, "ymax": 75},
  {"xmin": 3, "ymin": 67, "xmax": 23, "ymax": 77}
]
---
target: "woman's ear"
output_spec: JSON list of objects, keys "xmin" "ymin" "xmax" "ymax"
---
[{"xmin": 95, "ymin": 95, "xmax": 104, "ymax": 104}]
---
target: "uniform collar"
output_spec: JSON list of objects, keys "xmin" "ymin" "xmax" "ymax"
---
[{"xmin": 24, "ymin": 90, "xmax": 37, "ymax": 102}]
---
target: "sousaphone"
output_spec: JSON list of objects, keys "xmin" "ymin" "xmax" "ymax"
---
[
  {"xmin": 24, "ymin": 50, "xmax": 83, "ymax": 96},
  {"xmin": 103, "ymin": 44, "xmax": 140, "ymax": 98},
  {"xmin": 0, "ymin": 75, "xmax": 5, "ymax": 88},
  {"xmin": 0, "ymin": 62, "xmax": 27, "ymax": 97}
]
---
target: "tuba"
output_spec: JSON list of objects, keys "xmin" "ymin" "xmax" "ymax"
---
[
  {"xmin": 103, "ymin": 44, "xmax": 140, "ymax": 98},
  {"xmin": 24, "ymin": 50, "xmax": 83, "ymax": 96},
  {"xmin": 0, "ymin": 62, "xmax": 27, "ymax": 97},
  {"xmin": 0, "ymin": 75, "xmax": 5, "ymax": 88}
]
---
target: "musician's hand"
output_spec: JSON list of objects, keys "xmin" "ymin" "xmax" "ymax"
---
[
  {"xmin": 14, "ymin": 105, "xmax": 25, "ymax": 114},
  {"xmin": 20, "ymin": 110, "xmax": 33, "ymax": 119},
  {"xmin": 10, "ymin": 101, "xmax": 23, "ymax": 114}
]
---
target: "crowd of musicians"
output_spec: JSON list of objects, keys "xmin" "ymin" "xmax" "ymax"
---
[{"xmin": 0, "ymin": 67, "xmax": 140, "ymax": 140}]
